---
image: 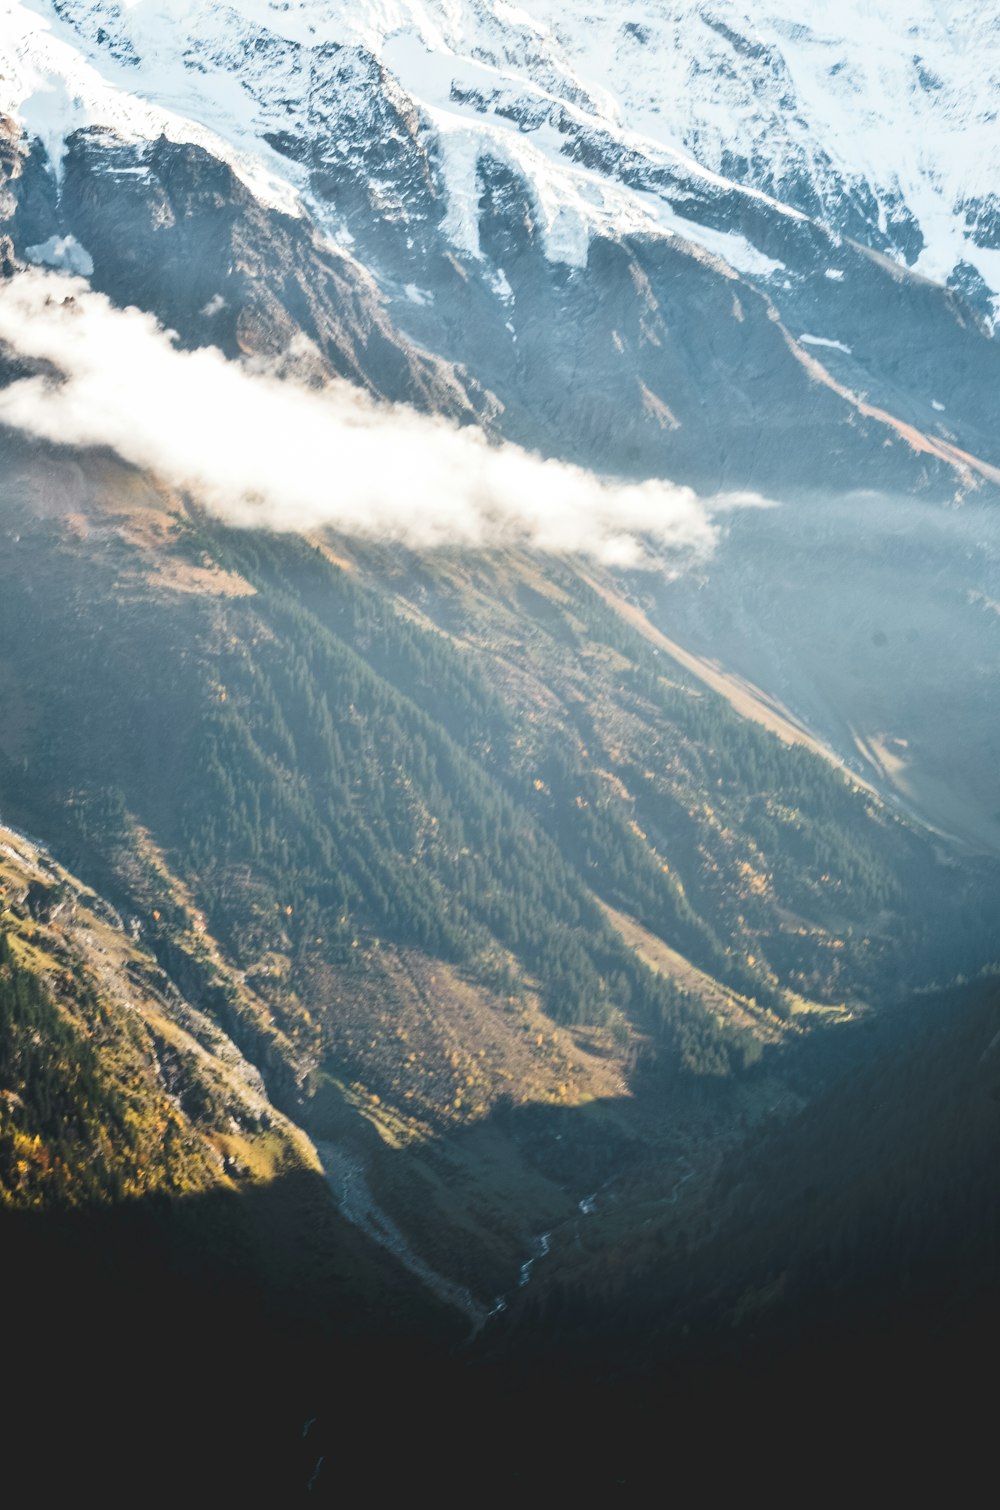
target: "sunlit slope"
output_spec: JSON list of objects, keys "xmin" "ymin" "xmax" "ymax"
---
[
  {"xmin": 0, "ymin": 417, "xmax": 996, "ymax": 1335},
  {"xmin": 0, "ymin": 818, "xmax": 316, "ymax": 1207},
  {"xmin": 1, "ymin": 437, "xmax": 992, "ymax": 1087}
]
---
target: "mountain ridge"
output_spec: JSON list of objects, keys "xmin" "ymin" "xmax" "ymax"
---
[
  {"xmin": 0, "ymin": 7, "xmax": 997, "ymax": 1471},
  {"xmin": 2, "ymin": 424, "xmax": 995, "ymax": 1317},
  {"xmin": 10, "ymin": 2, "xmax": 1000, "ymax": 299},
  {"xmin": 2, "ymin": 3, "xmax": 999, "ymax": 500}
]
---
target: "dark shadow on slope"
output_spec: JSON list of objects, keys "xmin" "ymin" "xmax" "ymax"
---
[
  {"xmin": 4, "ymin": 972, "xmax": 1000, "ymax": 1499},
  {"xmin": 299, "ymin": 972, "xmax": 1000, "ymax": 1494},
  {"xmin": 0, "ymin": 1168, "xmax": 463, "ymax": 1502},
  {"xmin": 444, "ymin": 975, "xmax": 1000, "ymax": 1486}
]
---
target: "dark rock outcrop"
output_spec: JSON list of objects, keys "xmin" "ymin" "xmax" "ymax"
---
[{"xmin": 57, "ymin": 128, "xmax": 492, "ymax": 422}]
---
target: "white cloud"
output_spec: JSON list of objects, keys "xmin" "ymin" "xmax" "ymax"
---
[
  {"xmin": 0, "ymin": 268, "xmax": 729, "ymax": 566},
  {"xmin": 24, "ymin": 234, "xmax": 95, "ymax": 277}
]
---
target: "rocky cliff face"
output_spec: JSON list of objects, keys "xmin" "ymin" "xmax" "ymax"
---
[{"xmin": 1, "ymin": 3, "xmax": 997, "ymax": 498}]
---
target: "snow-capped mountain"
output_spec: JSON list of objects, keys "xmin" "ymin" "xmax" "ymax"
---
[
  {"xmin": 1, "ymin": 0, "xmax": 999, "ymax": 496},
  {"xmin": 6, "ymin": 1, "xmax": 1000, "ymax": 301}
]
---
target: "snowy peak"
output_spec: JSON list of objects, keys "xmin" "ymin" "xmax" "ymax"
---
[
  {"xmin": 1, "ymin": 1, "xmax": 999, "ymax": 503},
  {"xmin": 3, "ymin": 1, "xmax": 999, "ymax": 305}
]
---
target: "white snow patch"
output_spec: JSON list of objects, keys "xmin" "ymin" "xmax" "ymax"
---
[
  {"xmin": 642, "ymin": 194, "xmax": 786, "ymax": 280},
  {"xmin": 403, "ymin": 283, "xmax": 433, "ymax": 305},
  {"xmin": 24, "ymin": 233, "xmax": 93, "ymax": 276},
  {"xmin": 932, "ymin": 399, "xmax": 946, "ymax": 412},
  {"xmin": 383, "ymin": 28, "xmax": 797, "ymax": 270},
  {"xmin": 493, "ymin": 1, "xmax": 545, "ymax": 33},
  {"xmin": 490, "ymin": 267, "xmax": 514, "ymax": 303},
  {"xmin": 434, "ymin": 129, "xmax": 485, "ymax": 260},
  {"xmin": 0, "ymin": 0, "xmax": 304, "ymax": 213},
  {"xmin": 800, "ymin": 333, "xmax": 853, "ymax": 355},
  {"xmin": 824, "ymin": 268, "xmax": 845, "ymax": 281}
]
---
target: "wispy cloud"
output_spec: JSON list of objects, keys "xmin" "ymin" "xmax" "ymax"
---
[{"xmin": 0, "ymin": 268, "xmax": 732, "ymax": 565}]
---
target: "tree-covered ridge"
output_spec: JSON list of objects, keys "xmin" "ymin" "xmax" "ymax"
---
[
  {"xmin": 209, "ymin": 534, "xmax": 751, "ymax": 997},
  {"xmin": 0, "ymin": 489, "xmax": 996, "ymax": 1135},
  {"xmin": 0, "ymin": 491, "xmax": 995, "ymax": 1160},
  {"xmin": 0, "ymin": 821, "xmax": 314, "ymax": 1210},
  {"xmin": 0, "ymin": 509, "xmax": 750, "ymax": 1113},
  {"xmin": 0, "ymin": 922, "xmax": 208, "ymax": 1206},
  {"xmin": 168, "ymin": 538, "xmax": 748, "ymax": 1077},
  {"xmin": 0, "ymin": 461, "xmax": 997, "ymax": 1418},
  {"xmin": 348, "ymin": 546, "xmax": 996, "ymax": 1001},
  {"xmin": 196, "ymin": 523, "xmax": 995, "ymax": 1008}
]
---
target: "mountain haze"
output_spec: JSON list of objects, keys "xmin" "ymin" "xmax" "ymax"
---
[{"xmin": 0, "ymin": 2, "xmax": 998, "ymax": 1497}]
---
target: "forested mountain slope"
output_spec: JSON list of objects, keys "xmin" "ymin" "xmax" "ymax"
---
[
  {"xmin": 0, "ymin": 820, "xmax": 312, "ymax": 1206},
  {"xmin": 0, "ymin": 7, "xmax": 997, "ymax": 1488},
  {"xmin": 0, "ymin": 428, "xmax": 995, "ymax": 1314},
  {"xmin": 0, "ymin": 814, "xmax": 469, "ymax": 1498}
]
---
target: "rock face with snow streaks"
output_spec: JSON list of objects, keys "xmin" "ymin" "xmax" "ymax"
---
[{"xmin": 0, "ymin": 2, "xmax": 997, "ymax": 495}]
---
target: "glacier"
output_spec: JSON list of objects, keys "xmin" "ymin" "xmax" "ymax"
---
[{"xmin": 2, "ymin": 0, "xmax": 998, "ymax": 309}]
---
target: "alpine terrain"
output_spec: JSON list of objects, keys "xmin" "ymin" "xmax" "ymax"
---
[{"xmin": 0, "ymin": 1, "xmax": 997, "ymax": 1496}]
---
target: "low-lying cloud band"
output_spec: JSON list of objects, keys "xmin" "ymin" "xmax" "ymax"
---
[{"xmin": 0, "ymin": 268, "xmax": 729, "ymax": 565}]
